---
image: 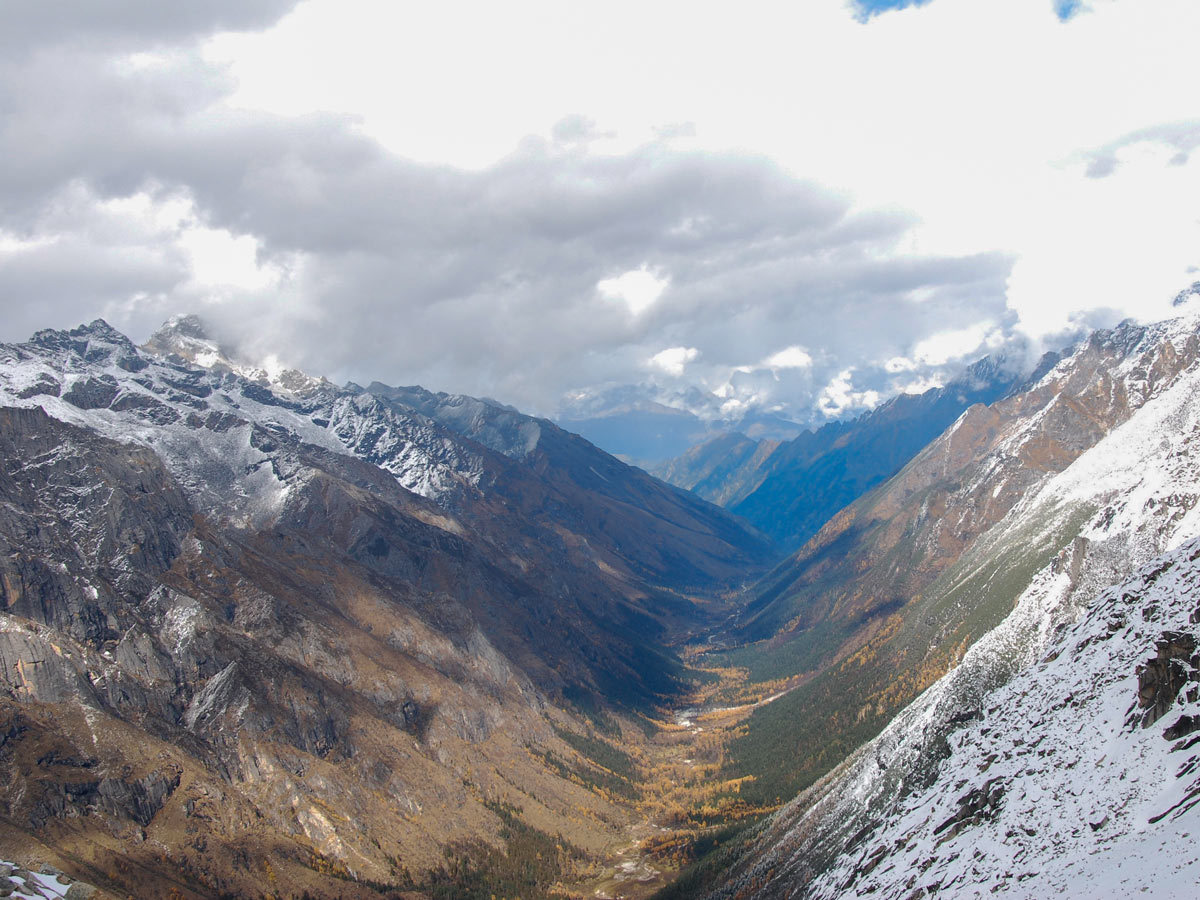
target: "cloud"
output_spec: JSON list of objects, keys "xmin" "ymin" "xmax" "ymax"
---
[
  {"xmin": 818, "ymin": 368, "xmax": 881, "ymax": 417},
  {"xmin": 551, "ymin": 114, "xmax": 615, "ymax": 146},
  {"xmin": 0, "ymin": 28, "xmax": 1013, "ymax": 421},
  {"xmin": 1083, "ymin": 120, "xmax": 1200, "ymax": 178},
  {"xmin": 2, "ymin": 0, "xmax": 1197, "ymax": 436},
  {"xmin": 0, "ymin": 0, "xmax": 299, "ymax": 54},
  {"xmin": 649, "ymin": 346, "xmax": 700, "ymax": 376},
  {"xmin": 912, "ymin": 321, "xmax": 999, "ymax": 366},
  {"xmin": 598, "ymin": 267, "xmax": 671, "ymax": 316},
  {"xmin": 763, "ymin": 346, "xmax": 814, "ymax": 369},
  {"xmin": 0, "ymin": 183, "xmax": 190, "ymax": 340}
]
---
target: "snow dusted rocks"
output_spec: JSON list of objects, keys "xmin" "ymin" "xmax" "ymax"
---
[
  {"xmin": 813, "ymin": 539, "xmax": 1200, "ymax": 899},
  {"xmin": 711, "ymin": 543, "xmax": 1200, "ymax": 900},
  {"xmin": 703, "ymin": 313, "xmax": 1200, "ymax": 899},
  {"xmin": 0, "ymin": 861, "xmax": 96, "ymax": 899}
]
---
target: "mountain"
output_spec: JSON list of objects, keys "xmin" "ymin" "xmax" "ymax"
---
[
  {"xmin": 653, "ymin": 354, "xmax": 1024, "ymax": 551},
  {"xmin": 555, "ymin": 383, "xmax": 804, "ymax": 466},
  {"xmin": 361, "ymin": 380, "xmax": 776, "ymax": 597},
  {"xmin": 652, "ymin": 432, "xmax": 782, "ymax": 508},
  {"xmin": 697, "ymin": 313, "xmax": 1200, "ymax": 898},
  {"xmin": 0, "ymin": 317, "xmax": 774, "ymax": 898},
  {"xmin": 142, "ymin": 316, "xmax": 777, "ymax": 603},
  {"xmin": 706, "ymin": 313, "xmax": 1200, "ymax": 813},
  {"xmin": 10, "ymin": 310, "xmax": 1199, "ymax": 899}
]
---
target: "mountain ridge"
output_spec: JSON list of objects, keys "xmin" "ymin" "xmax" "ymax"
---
[
  {"xmin": 690, "ymin": 311, "xmax": 1200, "ymax": 824},
  {"xmin": 699, "ymin": 335, "xmax": 1200, "ymax": 896}
]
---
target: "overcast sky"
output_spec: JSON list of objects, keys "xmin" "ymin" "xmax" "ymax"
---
[{"xmin": 1, "ymin": 0, "xmax": 1197, "ymax": 426}]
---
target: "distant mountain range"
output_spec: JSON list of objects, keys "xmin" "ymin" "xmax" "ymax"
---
[
  {"xmin": 6, "ymin": 308, "xmax": 1200, "ymax": 898},
  {"xmin": 555, "ymin": 383, "xmax": 807, "ymax": 466},
  {"xmin": 653, "ymin": 353, "xmax": 1029, "ymax": 551}
]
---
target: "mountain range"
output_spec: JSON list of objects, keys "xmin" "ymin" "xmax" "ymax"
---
[
  {"xmin": 555, "ymin": 384, "xmax": 806, "ymax": 468},
  {"xmin": 0, "ymin": 317, "xmax": 772, "ymax": 898},
  {"xmin": 3, "ymin": 308, "xmax": 1200, "ymax": 899},
  {"xmin": 676, "ymin": 313, "xmax": 1200, "ymax": 832},
  {"xmin": 652, "ymin": 353, "xmax": 1026, "ymax": 551}
]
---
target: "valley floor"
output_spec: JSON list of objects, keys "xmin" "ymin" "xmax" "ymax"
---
[{"xmin": 565, "ymin": 662, "xmax": 794, "ymax": 900}]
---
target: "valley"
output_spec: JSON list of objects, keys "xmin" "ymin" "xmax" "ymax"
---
[
  {"xmin": 559, "ymin": 660, "xmax": 791, "ymax": 900},
  {"xmin": 4, "ymin": 310, "xmax": 1200, "ymax": 899},
  {"xmin": 5, "ymin": 4, "xmax": 1198, "ymax": 897}
]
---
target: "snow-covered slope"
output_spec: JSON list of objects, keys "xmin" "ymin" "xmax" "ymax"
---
[
  {"xmin": 810, "ymin": 537, "xmax": 1200, "ymax": 898},
  {"xmin": 707, "ymin": 314, "xmax": 1200, "ymax": 898}
]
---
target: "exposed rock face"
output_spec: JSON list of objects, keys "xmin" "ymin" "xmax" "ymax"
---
[
  {"xmin": 1135, "ymin": 631, "xmax": 1199, "ymax": 728},
  {"xmin": 931, "ymin": 777, "xmax": 1005, "ymax": 840},
  {"xmin": 0, "ymin": 407, "xmax": 192, "ymax": 646},
  {"xmin": 0, "ymin": 317, "xmax": 776, "ymax": 898}
]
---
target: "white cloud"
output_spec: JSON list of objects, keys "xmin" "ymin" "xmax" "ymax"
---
[
  {"xmin": 884, "ymin": 356, "xmax": 918, "ymax": 374},
  {"xmin": 912, "ymin": 322, "xmax": 996, "ymax": 366},
  {"xmin": 597, "ymin": 266, "xmax": 670, "ymax": 316},
  {"xmin": 649, "ymin": 346, "xmax": 699, "ymax": 376},
  {"xmin": 763, "ymin": 345, "xmax": 813, "ymax": 369},
  {"xmin": 895, "ymin": 374, "xmax": 944, "ymax": 395},
  {"xmin": 179, "ymin": 223, "xmax": 280, "ymax": 293},
  {"xmin": 203, "ymin": 0, "xmax": 1200, "ymax": 354},
  {"xmin": 818, "ymin": 368, "xmax": 881, "ymax": 417}
]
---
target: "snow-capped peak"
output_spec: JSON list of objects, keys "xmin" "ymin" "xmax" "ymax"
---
[
  {"xmin": 142, "ymin": 314, "xmax": 227, "ymax": 368},
  {"xmin": 142, "ymin": 315, "xmax": 327, "ymax": 398}
]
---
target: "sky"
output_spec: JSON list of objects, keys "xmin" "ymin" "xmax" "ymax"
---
[{"xmin": 1, "ymin": 0, "xmax": 1198, "ymax": 435}]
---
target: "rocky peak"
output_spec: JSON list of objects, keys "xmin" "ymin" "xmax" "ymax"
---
[
  {"xmin": 142, "ymin": 314, "xmax": 233, "ymax": 370},
  {"xmin": 157, "ymin": 313, "xmax": 209, "ymax": 341},
  {"xmin": 27, "ymin": 319, "xmax": 145, "ymax": 371},
  {"xmin": 142, "ymin": 314, "xmax": 329, "ymax": 399},
  {"xmin": 367, "ymin": 381, "xmax": 545, "ymax": 460},
  {"xmin": 1172, "ymin": 280, "xmax": 1200, "ymax": 308}
]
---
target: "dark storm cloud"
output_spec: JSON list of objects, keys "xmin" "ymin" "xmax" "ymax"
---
[{"xmin": 0, "ymin": 20, "xmax": 1014, "ymax": 420}]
